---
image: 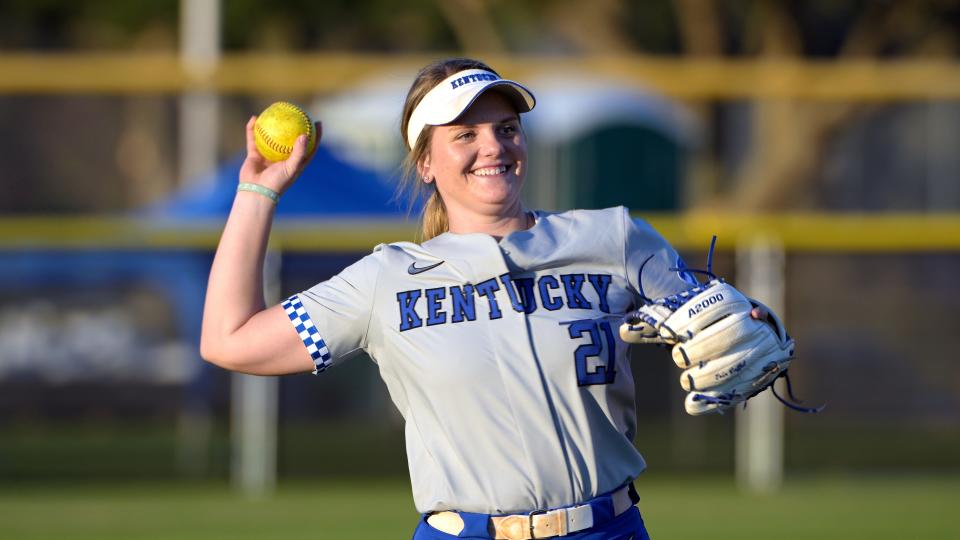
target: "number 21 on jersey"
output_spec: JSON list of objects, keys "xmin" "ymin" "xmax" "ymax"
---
[{"xmin": 563, "ymin": 319, "xmax": 617, "ymax": 386}]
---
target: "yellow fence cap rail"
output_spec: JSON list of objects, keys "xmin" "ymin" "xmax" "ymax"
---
[
  {"xmin": 645, "ymin": 212, "xmax": 960, "ymax": 251},
  {"xmin": 3, "ymin": 53, "xmax": 960, "ymax": 100},
  {"xmin": 0, "ymin": 214, "xmax": 957, "ymax": 252}
]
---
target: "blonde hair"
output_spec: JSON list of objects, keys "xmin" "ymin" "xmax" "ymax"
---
[{"xmin": 399, "ymin": 58, "xmax": 499, "ymax": 242}]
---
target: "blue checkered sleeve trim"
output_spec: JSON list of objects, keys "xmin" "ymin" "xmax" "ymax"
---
[{"xmin": 282, "ymin": 294, "xmax": 333, "ymax": 374}]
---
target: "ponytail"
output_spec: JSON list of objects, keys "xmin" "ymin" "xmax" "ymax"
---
[{"xmin": 420, "ymin": 189, "xmax": 449, "ymax": 242}]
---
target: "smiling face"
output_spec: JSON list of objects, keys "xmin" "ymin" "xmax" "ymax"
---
[{"xmin": 420, "ymin": 91, "xmax": 528, "ymax": 227}]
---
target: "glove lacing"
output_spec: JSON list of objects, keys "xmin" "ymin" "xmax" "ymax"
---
[{"xmin": 635, "ymin": 235, "xmax": 824, "ymax": 414}]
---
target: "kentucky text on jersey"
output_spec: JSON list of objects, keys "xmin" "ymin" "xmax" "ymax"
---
[
  {"xmin": 396, "ymin": 272, "xmax": 613, "ymax": 331},
  {"xmin": 450, "ymin": 72, "xmax": 499, "ymax": 89}
]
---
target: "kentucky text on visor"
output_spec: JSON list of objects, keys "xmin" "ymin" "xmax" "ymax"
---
[{"xmin": 406, "ymin": 69, "xmax": 537, "ymax": 150}]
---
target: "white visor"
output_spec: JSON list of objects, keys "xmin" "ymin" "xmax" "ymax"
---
[{"xmin": 406, "ymin": 68, "xmax": 536, "ymax": 149}]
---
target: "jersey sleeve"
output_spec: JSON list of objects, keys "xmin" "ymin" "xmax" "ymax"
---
[
  {"xmin": 281, "ymin": 252, "xmax": 381, "ymax": 374},
  {"xmin": 621, "ymin": 207, "xmax": 695, "ymax": 304}
]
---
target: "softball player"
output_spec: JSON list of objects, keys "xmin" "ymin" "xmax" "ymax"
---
[{"xmin": 202, "ymin": 58, "xmax": 704, "ymax": 539}]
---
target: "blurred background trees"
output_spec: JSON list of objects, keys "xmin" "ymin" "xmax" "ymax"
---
[{"xmin": 3, "ymin": 0, "xmax": 960, "ymax": 213}]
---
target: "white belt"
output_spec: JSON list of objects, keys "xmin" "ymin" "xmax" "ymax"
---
[{"xmin": 427, "ymin": 485, "xmax": 635, "ymax": 540}]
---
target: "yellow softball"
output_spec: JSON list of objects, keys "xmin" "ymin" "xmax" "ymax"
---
[{"xmin": 253, "ymin": 101, "xmax": 316, "ymax": 162}]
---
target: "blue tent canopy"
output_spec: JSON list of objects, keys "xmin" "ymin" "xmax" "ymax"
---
[
  {"xmin": 147, "ymin": 146, "xmax": 410, "ymax": 218},
  {"xmin": 0, "ymin": 146, "xmax": 411, "ymax": 387}
]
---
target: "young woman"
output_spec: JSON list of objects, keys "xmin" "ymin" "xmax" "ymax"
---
[{"xmin": 202, "ymin": 58, "xmax": 775, "ymax": 539}]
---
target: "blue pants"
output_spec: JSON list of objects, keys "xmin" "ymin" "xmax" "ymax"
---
[{"xmin": 411, "ymin": 506, "xmax": 651, "ymax": 540}]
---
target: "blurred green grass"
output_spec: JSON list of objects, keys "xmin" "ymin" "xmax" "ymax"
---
[
  {"xmin": 0, "ymin": 475, "xmax": 955, "ymax": 539},
  {"xmin": 3, "ymin": 420, "xmax": 959, "ymax": 481}
]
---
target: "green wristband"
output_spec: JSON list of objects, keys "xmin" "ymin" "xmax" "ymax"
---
[{"xmin": 237, "ymin": 183, "xmax": 279, "ymax": 204}]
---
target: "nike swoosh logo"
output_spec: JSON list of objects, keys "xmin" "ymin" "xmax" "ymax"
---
[{"xmin": 407, "ymin": 261, "xmax": 444, "ymax": 275}]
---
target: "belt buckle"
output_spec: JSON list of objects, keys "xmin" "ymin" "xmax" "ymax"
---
[{"xmin": 528, "ymin": 509, "xmax": 547, "ymax": 539}]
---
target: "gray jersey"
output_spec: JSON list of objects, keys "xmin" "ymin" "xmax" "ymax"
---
[{"xmin": 286, "ymin": 206, "xmax": 690, "ymax": 514}]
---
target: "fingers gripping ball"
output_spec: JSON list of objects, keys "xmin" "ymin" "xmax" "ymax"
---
[
  {"xmin": 254, "ymin": 101, "xmax": 316, "ymax": 162},
  {"xmin": 620, "ymin": 280, "xmax": 798, "ymax": 416}
]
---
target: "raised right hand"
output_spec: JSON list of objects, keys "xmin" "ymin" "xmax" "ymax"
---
[{"xmin": 238, "ymin": 116, "xmax": 322, "ymax": 195}]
